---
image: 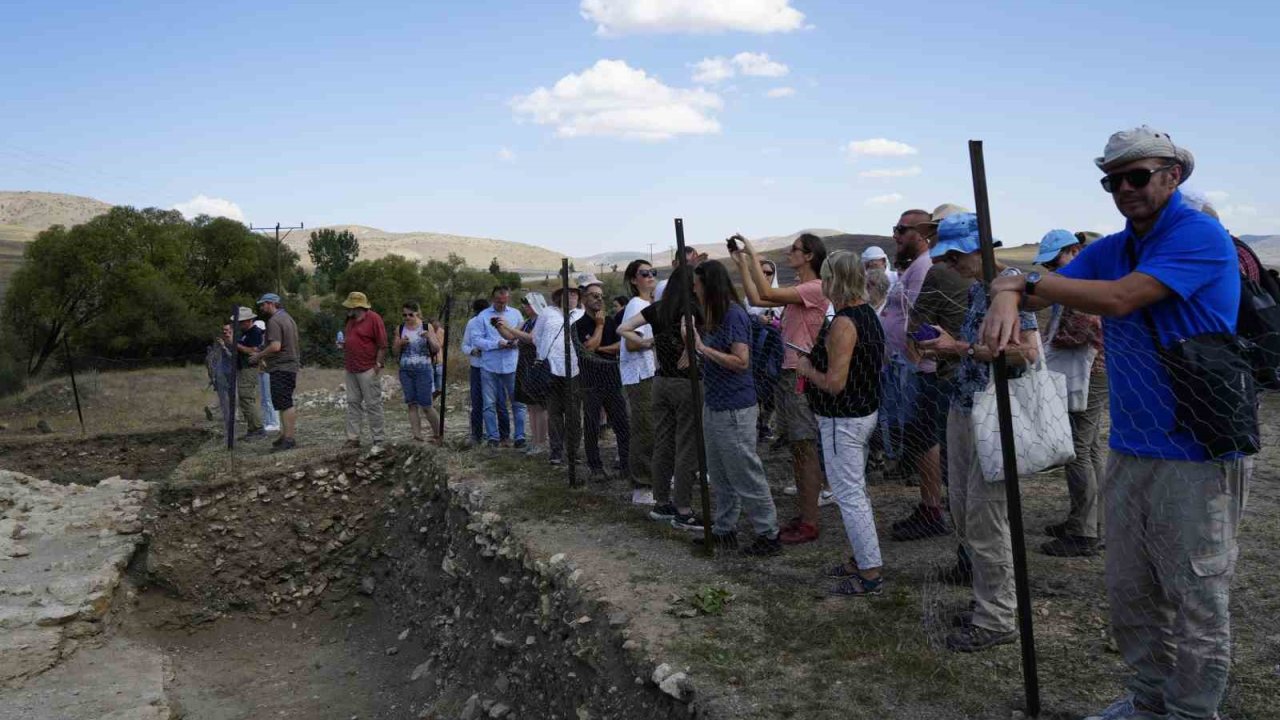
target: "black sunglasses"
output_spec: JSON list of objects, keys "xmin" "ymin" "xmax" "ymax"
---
[
  {"xmin": 763, "ymin": 271, "xmax": 774, "ymax": 277},
  {"xmin": 892, "ymin": 224, "xmax": 919, "ymax": 236},
  {"xmin": 1100, "ymin": 164, "xmax": 1176, "ymax": 193},
  {"xmin": 636, "ymin": 269, "xmax": 658, "ymax": 278}
]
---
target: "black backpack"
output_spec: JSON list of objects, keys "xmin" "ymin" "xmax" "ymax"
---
[{"xmin": 1233, "ymin": 237, "xmax": 1280, "ymax": 390}]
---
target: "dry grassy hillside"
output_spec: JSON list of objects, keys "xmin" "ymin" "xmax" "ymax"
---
[
  {"xmin": 284, "ymin": 225, "xmax": 569, "ymax": 273},
  {"xmin": 0, "ymin": 191, "xmax": 112, "ymax": 229}
]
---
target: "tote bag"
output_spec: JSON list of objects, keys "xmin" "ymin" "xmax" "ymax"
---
[
  {"xmin": 1043, "ymin": 305, "xmax": 1099, "ymax": 413},
  {"xmin": 971, "ymin": 345, "xmax": 1075, "ymax": 483}
]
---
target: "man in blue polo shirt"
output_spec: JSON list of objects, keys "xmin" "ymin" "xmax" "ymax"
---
[{"xmin": 982, "ymin": 127, "xmax": 1247, "ymax": 720}]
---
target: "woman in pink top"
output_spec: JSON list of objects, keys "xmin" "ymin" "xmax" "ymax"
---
[{"xmin": 733, "ymin": 233, "xmax": 829, "ymax": 544}]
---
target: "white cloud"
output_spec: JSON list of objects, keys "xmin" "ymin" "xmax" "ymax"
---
[
  {"xmin": 691, "ymin": 52, "xmax": 789, "ymax": 84},
  {"xmin": 732, "ymin": 51, "xmax": 788, "ymax": 77},
  {"xmin": 765, "ymin": 86, "xmax": 795, "ymax": 98},
  {"xmin": 691, "ymin": 57, "xmax": 735, "ymax": 84},
  {"xmin": 859, "ymin": 166, "xmax": 922, "ymax": 179},
  {"xmin": 845, "ymin": 138, "xmax": 919, "ymax": 159},
  {"xmin": 581, "ymin": 0, "xmax": 806, "ymax": 35},
  {"xmin": 1225, "ymin": 204, "xmax": 1259, "ymax": 218},
  {"xmin": 173, "ymin": 194, "xmax": 245, "ymax": 222},
  {"xmin": 498, "ymin": 147, "xmax": 516, "ymax": 162},
  {"xmin": 511, "ymin": 59, "xmax": 722, "ymax": 141},
  {"xmin": 865, "ymin": 193, "xmax": 904, "ymax": 206}
]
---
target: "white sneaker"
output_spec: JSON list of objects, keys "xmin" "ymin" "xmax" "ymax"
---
[
  {"xmin": 264, "ymin": 424, "xmax": 280, "ymax": 433},
  {"xmin": 631, "ymin": 488, "xmax": 655, "ymax": 506},
  {"xmin": 819, "ymin": 489, "xmax": 837, "ymax": 507},
  {"xmin": 782, "ymin": 486, "xmax": 798, "ymax": 496}
]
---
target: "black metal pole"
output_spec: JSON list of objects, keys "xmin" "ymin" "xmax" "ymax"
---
[
  {"xmin": 61, "ymin": 337, "xmax": 85, "ymax": 436},
  {"xmin": 969, "ymin": 140, "xmax": 1040, "ymax": 716},
  {"xmin": 227, "ymin": 304, "xmax": 239, "ymax": 452},
  {"xmin": 561, "ymin": 259, "xmax": 578, "ymax": 487},
  {"xmin": 675, "ymin": 219, "xmax": 714, "ymax": 554},
  {"xmin": 438, "ymin": 294, "xmax": 453, "ymax": 441}
]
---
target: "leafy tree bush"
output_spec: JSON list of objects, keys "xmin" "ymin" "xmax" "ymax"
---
[{"xmin": 308, "ymin": 228, "xmax": 359, "ymax": 284}]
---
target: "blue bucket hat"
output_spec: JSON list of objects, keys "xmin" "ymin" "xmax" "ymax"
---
[
  {"xmin": 930, "ymin": 213, "xmax": 999, "ymax": 258},
  {"xmin": 256, "ymin": 292, "xmax": 282, "ymax": 306},
  {"xmin": 1034, "ymin": 229, "xmax": 1081, "ymax": 265}
]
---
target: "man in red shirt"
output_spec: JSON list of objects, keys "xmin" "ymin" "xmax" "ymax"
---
[{"xmin": 338, "ymin": 291, "xmax": 388, "ymax": 451}]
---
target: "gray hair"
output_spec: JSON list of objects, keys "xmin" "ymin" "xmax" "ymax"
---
[
  {"xmin": 820, "ymin": 251, "xmax": 867, "ymax": 306},
  {"xmin": 1181, "ymin": 189, "xmax": 1220, "ymax": 219},
  {"xmin": 865, "ymin": 269, "xmax": 890, "ymax": 308}
]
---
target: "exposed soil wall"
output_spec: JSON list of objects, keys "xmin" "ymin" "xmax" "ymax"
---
[{"xmin": 142, "ymin": 446, "xmax": 690, "ymax": 719}]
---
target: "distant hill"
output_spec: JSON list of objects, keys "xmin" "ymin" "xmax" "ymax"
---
[
  {"xmin": 282, "ymin": 225, "xmax": 567, "ymax": 274},
  {"xmin": 0, "ymin": 191, "xmax": 112, "ymax": 229}
]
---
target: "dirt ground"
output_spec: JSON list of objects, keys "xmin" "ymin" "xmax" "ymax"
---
[
  {"xmin": 2, "ymin": 365, "xmax": 1278, "ymax": 720},
  {"xmin": 0, "ymin": 429, "xmax": 208, "ymax": 485}
]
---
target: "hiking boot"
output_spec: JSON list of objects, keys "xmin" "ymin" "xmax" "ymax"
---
[
  {"xmin": 1083, "ymin": 693, "xmax": 1169, "ymax": 720},
  {"xmin": 778, "ymin": 521, "xmax": 819, "ymax": 545},
  {"xmin": 513, "ymin": 439, "xmax": 527, "ymax": 450},
  {"xmin": 741, "ymin": 534, "xmax": 783, "ymax": 557},
  {"xmin": 950, "ymin": 600, "xmax": 978, "ymax": 628},
  {"xmin": 945, "ymin": 624, "xmax": 1016, "ymax": 653},
  {"xmin": 890, "ymin": 504, "xmax": 950, "ymax": 541},
  {"xmin": 272, "ymin": 439, "xmax": 297, "ymax": 453},
  {"xmin": 935, "ymin": 561, "xmax": 973, "ymax": 587},
  {"xmin": 272, "ymin": 434, "xmax": 286, "ymax": 447},
  {"xmin": 693, "ymin": 531, "xmax": 738, "ymax": 552},
  {"xmin": 670, "ymin": 511, "xmax": 705, "ymax": 532},
  {"xmin": 648, "ymin": 503, "xmax": 678, "ymax": 522},
  {"xmin": 1041, "ymin": 535, "xmax": 1101, "ymax": 557},
  {"xmin": 1044, "ymin": 521, "xmax": 1071, "ymax": 539}
]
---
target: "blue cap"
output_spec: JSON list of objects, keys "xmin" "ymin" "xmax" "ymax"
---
[
  {"xmin": 930, "ymin": 213, "xmax": 985, "ymax": 258},
  {"xmin": 256, "ymin": 292, "xmax": 282, "ymax": 305},
  {"xmin": 1034, "ymin": 229, "xmax": 1081, "ymax": 265}
]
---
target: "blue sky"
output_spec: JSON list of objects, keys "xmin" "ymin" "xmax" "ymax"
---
[{"xmin": 2, "ymin": 0, "xmax": 1277, "ymax": 257}]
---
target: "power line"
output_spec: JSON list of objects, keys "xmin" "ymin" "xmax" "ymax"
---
[{"xmin": 250, "ymin": 222, "xmax": 304, "ymax": 295}]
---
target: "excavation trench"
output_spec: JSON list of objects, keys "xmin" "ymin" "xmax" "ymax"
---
[{"xmin": 132, "ymin": 445, "xmax": 688, "ymax": 719}]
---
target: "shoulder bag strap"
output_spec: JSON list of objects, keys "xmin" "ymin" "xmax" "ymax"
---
[{"xmin": 1125, "ymin": 235, "xmax": 1164, "ymax": 352}]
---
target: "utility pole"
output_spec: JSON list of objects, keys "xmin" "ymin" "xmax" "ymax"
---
[
  {"xmin": 596, "ymin": 262, "xmax": 607, "ymax": 276},
  {"xmin": 647, "ymin": 243, "xmax": 654, "ymax": 264},
  {"xmin": 250, "ymin": 222, "xmax": 304, "ymax": 295}
]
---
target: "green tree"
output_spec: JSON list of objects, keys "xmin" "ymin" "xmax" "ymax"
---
[
  {"xmin": 307, "ymin": 228, "xmax": 359, "ymax": 283},
  {"xmin": 489, "ymin": 257, "xmax": 501, "ymax": 275},
  {"xmin": 336, "ymin": 254, "xmax": 439, "ymax": 325}
]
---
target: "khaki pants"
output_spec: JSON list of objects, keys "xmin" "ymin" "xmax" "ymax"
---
[
  {"xmin": 1064, "ymin": 370, "xmax": 1108, "ymax": 538},
  {"xmin": 1105, "ymin": 454, "xmax": 1245, "ymax": 719},
  {"xmin": 236, "ymin": 370, "xmax": 262, "ymax": 432},
  {"xmin": 946, "ymin": 407, "xmax": 1015, "ymax": 634},
  {"xmin": 345, "ymin": 369, "xmax": 385, "ymax": 444}
]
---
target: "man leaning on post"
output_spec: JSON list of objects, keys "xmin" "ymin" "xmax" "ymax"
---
[
  {"xmin": 982, "ymin": 126, "xmax": 1248, "ymax": 720},
  {"xmin": 338, "ymin": 291, "xmax": 388, "ymax": 452}
]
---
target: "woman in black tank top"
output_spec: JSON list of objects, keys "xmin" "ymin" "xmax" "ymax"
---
[{"xmin": 797, "ymin": 251, "xmax": 887, "ymax": 596}]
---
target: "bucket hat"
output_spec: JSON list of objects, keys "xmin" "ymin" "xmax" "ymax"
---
[
  {"xmin": 1095, "ymin": 125, "xmax": 1194, "ymax": 183},
  {"xmin": 231, "ymin": 306, "xmax": 257, "ymax": 322},
  {"xmin": 930, "ymin": 213, "xmax": 1001, "ymax": 258},
  {"xmin": 341, "ymin": 291, "xmax": 372, "ymax": 309}
]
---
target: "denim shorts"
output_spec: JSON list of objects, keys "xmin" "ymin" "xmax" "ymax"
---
[{"xmin": 400, "ymin": 364, "xmax": 434, "ymax": 407}]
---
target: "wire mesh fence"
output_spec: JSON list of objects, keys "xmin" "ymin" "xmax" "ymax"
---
[{"xmin": 2, "ymin": 212, "xmax": 1277, "ymax": 719}]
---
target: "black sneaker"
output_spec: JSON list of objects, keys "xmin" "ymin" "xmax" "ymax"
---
[
  {"xmin": 1041, "ymin": 535, "xmax": 1100, "ymax": 557},
  {"xmin": 890, "ymin": 505, "xmax": 950, "ymax": 541},
  {"xmin": 514, "ymin": 439, "xmax": 527, "ymax": 450},
  {"xmin": 271, "ymin": 435, "xmax": 285, "ymax": 447},
  {"xmin": 649, "ymin": 503, "xmax": 678, "ymax": 521},
  {"xmin": 670, "ymin": 511, "xmax": 704, "ymax": 532},
  {"xmin": 271, "ymin": 438, "xmax": 297, "ymax": 453},
  {"xmin": 741, "ymin": 534, "xmax": 783, "ymax": 557},
  {"xmin": 1044, "ymin": 521, "xmax": 1070, "ymax": 539},
  {"xmin": 692, "ymin": 531, "xmax": 738, "ymax": 552},
  {"xmin": 945, "ymin": 624, "xmax": 1016, "ymax": 653}
]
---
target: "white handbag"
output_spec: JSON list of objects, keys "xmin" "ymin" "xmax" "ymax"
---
[{"xmin": 971, "ymin": 343, "xmax": 1076, "ymax": 483}]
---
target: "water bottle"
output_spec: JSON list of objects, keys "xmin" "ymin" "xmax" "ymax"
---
[{"xmin": 336, "ymin": 330, "xmax": 345, "ymax": 348}]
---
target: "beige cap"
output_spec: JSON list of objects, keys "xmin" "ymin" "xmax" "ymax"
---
[{"xmin": 922, "ymin": 203, "xmax": 972, "ymax": 226}]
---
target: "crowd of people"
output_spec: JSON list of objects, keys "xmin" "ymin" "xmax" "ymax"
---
[
  {"xmin": 209, "ymin": 126, "xmax": 1257, "ymax": 720},
  {"xmin": 454, "ymin": 126, "xmax": 1260, "ymax": 720}
]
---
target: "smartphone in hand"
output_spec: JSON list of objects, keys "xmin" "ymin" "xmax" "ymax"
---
[
  {"xmin": 784, "ymin": 341, "xmax": 810, "ymax": 357},
  {"xmin": 911, "ymin": 325, "xmax": 941, "ymax": 342}
]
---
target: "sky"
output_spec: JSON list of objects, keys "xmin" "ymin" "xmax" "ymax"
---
[{"xmin": 2, "ymin": 0, "xmax": 1278, "ymax": 258}]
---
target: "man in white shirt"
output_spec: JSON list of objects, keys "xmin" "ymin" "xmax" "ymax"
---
[
  {"xmin": 536, "ymin": 286, "xmax": 584, "ymax": 465},
  {"xmin": 462, "ymin": 298, "xmax": 508, "ymax": 445}
]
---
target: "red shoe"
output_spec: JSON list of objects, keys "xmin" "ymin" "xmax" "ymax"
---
[{"xmin": 778, "ymin": 521, "xmax": 819, "ymax": 545}]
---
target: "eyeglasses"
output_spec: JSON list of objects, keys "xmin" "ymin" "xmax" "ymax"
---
[
  {"xmin": 892, "ymin": 224, "xmax": 922, "ymax": 236},
  {"xmin": 402, "ymin": 312, "xmax": 416, "ymax": 318},
  {"xmin": 1100, "ymin": 164, "xmax": 1176, "ymax": 193},
  {"xmin": 788, "ymin": 244, "xmax": 805, "ymax": 254},
  {"xmin": 636, "ymin": 269, "xmax": 658, "ymax": 278}
]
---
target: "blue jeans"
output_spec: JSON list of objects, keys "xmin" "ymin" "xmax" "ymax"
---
[
  {"xmin": 482, "ymin": 369, "xmax": 525, "ymax": 442},
  {"xmin": 470, "ymin": 366, "xmax": 509, "ymax": 442},
  {"xmin": 258, "ymin": 371, "xmax": 279, "ymax": 428}
]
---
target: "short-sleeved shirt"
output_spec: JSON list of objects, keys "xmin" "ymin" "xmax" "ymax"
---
[
  {"xmin": 780, "ymin": 279, "xmax": 828, "ymax": 369},
  {"xmin": 911, "ymin": 265, "xmax": 974, "ymax": 377},
  {"xmin": 880, "ymin": 252, "xmax": 932, "ymax": 364},
  {"xmin": 950, "ymin": 267, "xmax": 1038, "ymax": 414},
  {"xmin": 619, "ymin": 297, "xmax": 656, "ymax": 386},
  {"xmin": 264, "ymin": 309, "xmax": 300, "ymax": 373},
  {"xmin": 236, "ymin": 324, "xmax": 264, "ymax": 370},
  {"xmin": 702, "ymin": 304, "xmax": 755, "ymax": 411},
  {"xmin": 640, "ymin": 301, "xmax": 703, "ymax": 379},
  {"xmin": 344, "ymin": 310, "xmax": 388, "ymax": 373},
  {"xmin": 1058, "ymin": 189, "xmax": 1238, "ymax": 461},
  {"xmin": 574, "ymin": 313, "xmax": 622, "ymax": 391}
]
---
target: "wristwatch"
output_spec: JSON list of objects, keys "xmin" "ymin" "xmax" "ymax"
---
[
  {"xmin": 966, "ymin": 344, "xmax": 976, "ymax": 358},
  {"xmin": 1024, "ymin": 271, "xmax": 1042, "ymax": 296}
]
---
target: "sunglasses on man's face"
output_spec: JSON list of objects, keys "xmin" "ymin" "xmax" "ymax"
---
[
  {"xmin": 892, "ymin": 224, "xmax": 920, "ymax": 236},
  {"xmin": 1100, "ymin": 164, "xmax": 1176, "ymax": 193}
]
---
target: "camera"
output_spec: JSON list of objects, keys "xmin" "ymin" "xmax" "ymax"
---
[
  {"xmin": 489, "ymin": 317, "xmax": 501, "ymax": 327},
  {"xmin": 725, "ymin": 235, "xmax": 742, "ymax": 253}
]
